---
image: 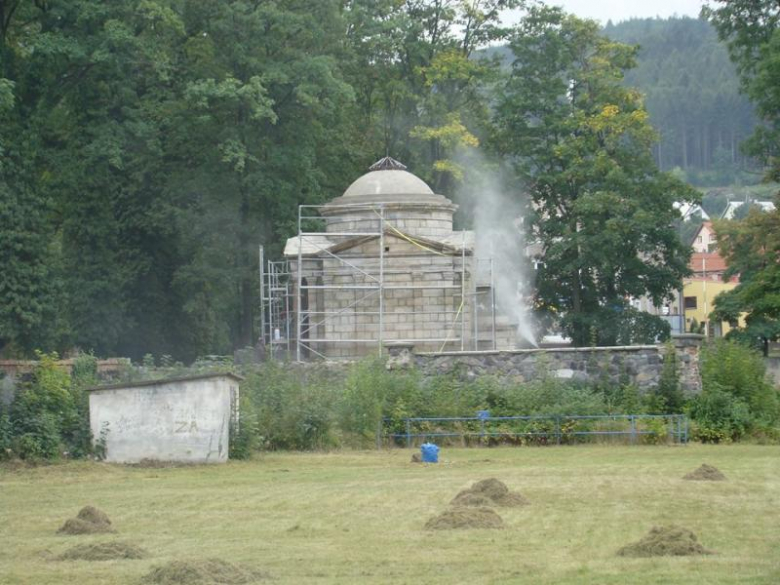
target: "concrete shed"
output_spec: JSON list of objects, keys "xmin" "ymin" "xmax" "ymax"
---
[{"xmin": 88, "ymin": 372, "xmax": 242, "ymax": 464}]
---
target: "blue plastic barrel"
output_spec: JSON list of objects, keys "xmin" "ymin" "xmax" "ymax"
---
[{"xmin": 421, "ymin": 442, "xmax": 439, "ymax": 463}]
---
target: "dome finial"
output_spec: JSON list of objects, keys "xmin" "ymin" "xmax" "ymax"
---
[{"xmin": 369, "ymin": 157, "xmax": 407, "ymax": 171}]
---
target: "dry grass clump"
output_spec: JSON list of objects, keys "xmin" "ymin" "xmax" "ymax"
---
[
  {"xmin": 450, "ymin": 492, "xmax": 493, "ymax": 507},
  {"xmin": 451, "ymin": 478, "xmax": 529, "ymax": 508},
  {"xmin": 493, "ymin": 492, "xmax": 530, "ymax": 507},
  {"xmin": 57, "ymin": 506, "xmax": 115, "ymax": 535},
  {"xmin": 683, "ymin": 464, "xmax": 727, "ymax": 481},
  {"xmin": 425, "ymin": 507, "xmax": 505, "ymax": 530},
  {"xmin": 143, "ymin": 559, "xmax": 269, "ymax": 585},
  {"xmin": 410, "ymin": 453, "xmax": 422, "ymax": 463},
  {"xmin": 58, "ymin": 541, "xmax": 148, "ymax": 561},
  {"xmin": 617, "ymin": 525, "xmax": 713, "ymax": 557},
  {"xmin": 130, "ymin": 459, "xmax": 194, "ymax": 469}
]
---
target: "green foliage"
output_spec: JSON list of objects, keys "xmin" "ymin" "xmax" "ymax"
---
[
  {"xmin": 0, "ymin": 0, "xmax": 522, "ymax": 360},
  {"xmin": 8, "ymin": 353, "xmax": 74, "ymax": 460},
  {"xmin": 687, "ymin": 339, "xmax": 780, "ymax": 442},
  {"xmin": 232, "ymin": 356, "xmax": 672, "ymax": 452},
  {"xmin": 712, "ymin": 201, "xmax": 780, "ymax": 356},
  {"xmin": 0, "ymin": 408, "xmax": 14, "ymax": 459},
  {"xmin": 2, "ymin": 352, "xmax": 100, "ymax": 460},
  {"xmin": 340, "ymin": 358, "xmax": 414, "ymax": 446},
  {"xmin": 605, "ymin": 17, "xmax": 758, "ymax": 179},
  {"xmin": 689, "ymin": 387, "xmax": 752, "ymax": 443},
  {"xmin": 657, "ymin": 342, "xmax": 684, "ymax": 413},
  {"xmin": 0, "ymin": 163, "xmax": 58, "ymax": 355},
  {"xmin": 704, "ymin": 1, "xmax": 780, "ymax": 182},
  {"xmin": 700, "ymin": 339, "xmax": 780, "ymax": 421},
  {"xmin": 229, "ymin": 392, "xmax": 259, "ymax": 460},
  {"xmin": 492, "ymin": 5, "xmax": 697, "ymax": 346},
  {"xmin": 64, "ymin": 353, "xmax": 99, "ymax": 458},
  {"xmin": 241, "ymin": 361, "xmax": 339, "ymax": 450},
  {"xmin": 0, "ymin": 2, "xmax": 770, "ymax": 361}
]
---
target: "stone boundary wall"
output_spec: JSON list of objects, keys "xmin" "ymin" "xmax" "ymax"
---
[
  {"xmin": 0, "ymin": 358, "xmax": 130, "ymax": 405},
  {"xmin": 387, "ymin": 335, "xmax": 704, "ymax": 394}
]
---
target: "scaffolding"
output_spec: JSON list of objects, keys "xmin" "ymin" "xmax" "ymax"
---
[
  {"xmin": 260, "ymin": 203, "xmax": 498, "ymax": 361},
  {"xmin": 258, "ymin": 246, "xmax": 293, "ymax": 359}
]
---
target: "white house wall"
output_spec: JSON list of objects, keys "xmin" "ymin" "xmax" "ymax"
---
[{"xmin": 88, "ymin": 377, "xmax": 238, "ymax": 464}]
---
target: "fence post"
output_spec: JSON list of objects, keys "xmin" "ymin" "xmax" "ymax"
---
[
  {"xmin": 405, "ymin": 418, "xmax": 411, "ymax": 448},
  {"xmin": 630, "ymin": 415, "xmax": 637, "ymax": 445},
  {"xmin": 555, "ymin": 415, "xmax": 561, "ymax": 445}
]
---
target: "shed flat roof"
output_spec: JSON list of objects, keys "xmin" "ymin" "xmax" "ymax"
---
[{"xmin": 88, "ymin": 372, "xmax": 244, "ymax": 392}]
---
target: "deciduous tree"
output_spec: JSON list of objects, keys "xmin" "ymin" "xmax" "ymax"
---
[
  {"xmin": 492, "ymin": 4, "xmax": 698, "ymax": 346},
  {"xmin": 712, "ymin": 201, "xmax": 780, "ymax": 355}
]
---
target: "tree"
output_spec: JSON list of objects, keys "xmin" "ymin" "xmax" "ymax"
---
[
  {"xmin": 492, "ymin": 5, "xmax": 698, "ymax": 346},
  {"xmin": 702, "ymin": 0, "xmax": 780, "ymax": 355},
  {"xmin": 343, "ymin": 0, "xmax": 518, "ymax": 193},
  {"xmin": 167, "ymin": 0, "xmax": 358, "ymax": 355},
  {"xmin": 711, "ymin": 200, "xmax": 780, "ymax": 356},
  {"xmin": 0, "ymin": 9, "xmax": 59, "ymax": 355},
  {"xmin": 0, "ymin": 146, "xmax": 58, "ymax": 355},
  {"xmin": 0, "ymin": 0, "xmax": 363, "ymax": 360},
  {"xmin": 703, "ymin": 1, "xmax": 780, "ymax": 181}
]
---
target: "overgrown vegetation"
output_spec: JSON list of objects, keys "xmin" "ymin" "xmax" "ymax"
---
[
  {"xmin": 690, "ymin": 340, "xmax": 780, "ymax": 443},
  {"xmin": 0, "ymin": 353, "xmax": 98, "ymax": 461},
  {"xmin": 3, "ymin": 338, "xmax": 778, "ymax": 462},
  {"xmin": 232, "ymin": 345, "xmax": 778, "ymax": 452}
]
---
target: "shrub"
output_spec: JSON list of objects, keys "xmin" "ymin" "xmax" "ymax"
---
[
  {"xmin": 62, "ymin": 353, "xmax": 98, "ymax": 458},
  {"xmin": 242, "ymin": 361, "xmax": 339, "ymax": 450},
  {"xmin": 688, "ymin": 386, "xmax": 752, "ymax": 443},
  {"xmin": 12, "ymin": 412, "xmax": 61, "ymax": 460},
  {"xmin": 3, "ymin": 352, "xmax": 101, "ymax": 461},
  {"xmin": 8, "ymin": 353, "xmax": 75, "ymax": 460},
  {"xmin": 701, "ymin": 340, "xmax": 779, "ymax": 417},
  {"xmin": 656, "ymin": 341, "xmax": 684, "ymax": 413},
  {"xmin": 229, "ymin": 392, "xmax": 259, "ymax": 459},
  {"xmin": 0, "ymin": 408, "xmax": 12, "ymax": 459}
]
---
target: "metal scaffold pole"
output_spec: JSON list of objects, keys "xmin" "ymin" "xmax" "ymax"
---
[
  {"xmin": 461, "ymin": 230, "xmax": 466, "ymax": 351},
  {"xmin": 378, "ymin": 205, "xmax": 385, "ymax": 356},
  {"xmin": 491, "ymin": 258, "xmax": 497, "ymax": 350},
  {"xmin": 296, "ymin": 209, "xmax": 303, "ymax": 362},
  {"xmin": 259, "ymin": 245, "xmax": 265, "ymax": 347}
]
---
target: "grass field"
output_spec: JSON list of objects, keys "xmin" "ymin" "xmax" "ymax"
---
[{"xmin": 1, "ymin": 444, "xmax": 779, "ymax": 584}]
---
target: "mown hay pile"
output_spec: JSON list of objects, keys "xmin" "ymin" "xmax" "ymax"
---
[
  {"xmin": 57, "ymin": 506, "xmax": 115, "ymax": 535},
  {"xmin": 58, "ymin": 541, "xmax": 148, "ymax": 561},
  {"xmin": 617, "ymin": 525, "xmax": 713, "ymax": 557},
  {"xmin": 683, "ymin": 464, "xmax": 727, "ymax": 481},
  {"xmin": 450, "ymin": 492, "xmax": 493, "ymax": 507},
  {"xmin": 425, "ymin": 507, "xmax": 505, "ymax": 530},
  {"xmin": 143, "ymin": 559, "xmax": 269, "ymax": 585},
  {"xmin": 451, "ymin": 478, "xmax": 529, "ymax": 508}
]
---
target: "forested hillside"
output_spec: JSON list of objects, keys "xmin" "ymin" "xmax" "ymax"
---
[{"xmin": 605, "ymin": 17, "xmax": 757, "ymax": 184}]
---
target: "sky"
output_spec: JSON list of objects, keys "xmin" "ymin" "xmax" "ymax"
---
[{"xmin": 503, "ymin": 0, "xmax": 705, "ymax": 26}]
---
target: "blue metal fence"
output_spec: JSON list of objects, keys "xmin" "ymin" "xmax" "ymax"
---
[{"xmin": 386, "ymin": 414, "xmax": 689, "ymax": 447}]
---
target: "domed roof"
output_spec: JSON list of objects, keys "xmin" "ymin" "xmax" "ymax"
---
[{"xmin": 343, "ymin": 169, "xmax": 434, "ymax": 198}]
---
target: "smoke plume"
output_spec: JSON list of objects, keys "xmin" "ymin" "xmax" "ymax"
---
[{"xmin": 456, "ymin": 152, "xmax": 537, "ymax": 347}]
